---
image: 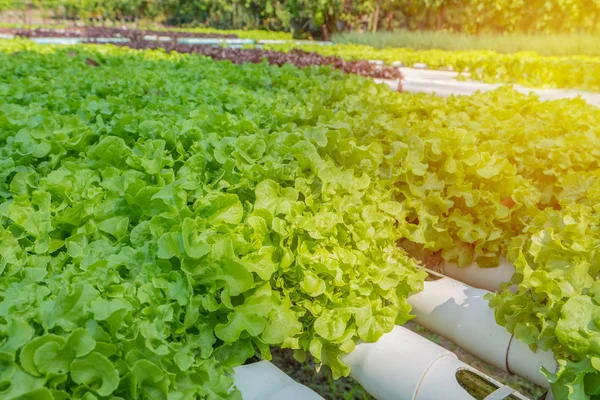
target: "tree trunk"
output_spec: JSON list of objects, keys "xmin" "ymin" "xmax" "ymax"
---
[
  {"xmin": 322, "ymin": 12, "xmax": 334, "ymax": 41},
  {"xmin": 321, "ymin": 24, "xmax": 330, "ymax": 41},
  {"xmin": 372, "ymin": 3, "xmax": 381, "ymax": 32},
  {"xmin": 386, "ymin": 10, "xmax": 393, "ymax": 31},
  {"xmin": 233, "ymin": 2, "xmax": 238, "ymax": 29}
]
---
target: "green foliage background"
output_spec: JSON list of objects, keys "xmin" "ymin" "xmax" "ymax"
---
[{"xmin": 1, "ymin": 0, "xmax": 600, "ymax": 38}]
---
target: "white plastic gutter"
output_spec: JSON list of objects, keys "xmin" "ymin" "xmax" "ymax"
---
[
  {"xmin": 342, "ymin": 325, "xmax": 529, "ymax": 400},
  {"xmin": 234, "ymin": 327, "xmax": 531, "ymax": 400},
  {"xmin": 442, "ymin": 257, "xmax": 516, "ymax": 293},
  {"xmin": 374, "ymin": 66, "xmax": 600, "ymax": 108},
  {"xmin": 233, "ymin": 361, "xmax": 324, "ymax": 400},
  {"xmin": 31, "ymin": 37, "xmax": 83, "ymax": 45},
  {"xmin": 142, "ymin": 35, "xmax": 173, "ymax": 42},
  {"xmin": 87, "ymin": 37, "xmax": 130, "ymax": 43},
  {"xmin": 295, "ymin": 40, "xmax": 334, "ymax": 46},
  {"xmin": 177, "ymin": 38, "xmax": 255, "ymax": 45},
  {"xmin": 30, "ymin": 37, "xmax": 131, "ymax": 44},
  {"xmin": 257, "ymin": 39, "xmax": 288, "ymax": 45},
  {"xmin": 408, "ymin": 276, "xmax": 556, "ymax": 388},
  {"xmin": 399, "ymin": 67, "xmax": 600, "ymax": 107},
  {"xmin": 373, "ymin": 77, "xmax": 402, "ymax": 91}
]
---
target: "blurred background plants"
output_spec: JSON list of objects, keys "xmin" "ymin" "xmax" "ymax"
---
[{"xmin": 2, "ymin": 0, "xmax": 600, "ymax": 41}]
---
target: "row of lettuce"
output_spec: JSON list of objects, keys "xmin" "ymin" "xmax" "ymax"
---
[
  {"xmin": 0, "ymin": 40, "xmax": 599, "ymax": 400},
  {"xmin": 0, "ymin": 40, "xmax": 423, "ymax": 399},
  {"xmin": 264, "ymin": 42, "xmax": 600, "ymax": 92},
  {"xmin": 5, "ymin": 25, "xmax": 600, "ymax": 91}
]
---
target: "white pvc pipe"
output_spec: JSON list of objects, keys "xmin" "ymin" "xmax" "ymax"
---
[
  {"xmin": 508, "ymin": 338, "xmax": 555, "ymax": 389},
  {"xmin": 295, "ymin": 40, "xmax": 334, "ymax": 46},
  {"xmin": 31, "ymin": 37, "xmax": 82, "ymax": 45},
  {"xmin": 342, "ymin": 326, "xmax": 472, "ymax": 400},
  {"xmin": 399, "ymin": 68, "xmax": 600, "ymax": 108},
  {"xmin": 342, "ymin": 326, "xmax": 527, "ymax": 400},
  {"xmin": 257, "ymin": 39, "xmax": 288, "ymax": 45},
  {"xmin": 442, "ymin": 257, "xmax": 515, "ymax": 292},
  {"xmin": 408, "ymin": 276, "xmax": 556, "ymax": 388},
  {"xmin": 416, "ymin": 356, "xmax": 472, "ymax": 400},
  {"xmin": 233, "ymin": 331, "xmax": 526, "ymax": 400},
  {"xmin": 409, "ymin": 277, "xmax": 510, "ymax": 376},
  {"xmin": 91, "ymin": 38, "xmax": 130, "ymax": 43},
  {"xmin": 142, "ymin": 35, "xmax": 173, "ymax": 42},
  {"xmin": 373, "ymin": 78, "xmax": 401, "ymax": 91},
  {"xmin": 233, "ymin": 361, "xmax": 323, "ymax": 400},
  {"xmin": 177, "ymin": 38, "xmax": 255, "ymax": 45}
]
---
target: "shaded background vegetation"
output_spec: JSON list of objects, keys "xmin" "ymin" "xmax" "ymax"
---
[{"xmin": 2, "ymin": 0, "xmax": 600, "ymax": 40}]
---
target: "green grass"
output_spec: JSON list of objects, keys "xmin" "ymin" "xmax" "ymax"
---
[{"xmin": 332, "ymin": 30, "xmax": 600, "ymax": 57}]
